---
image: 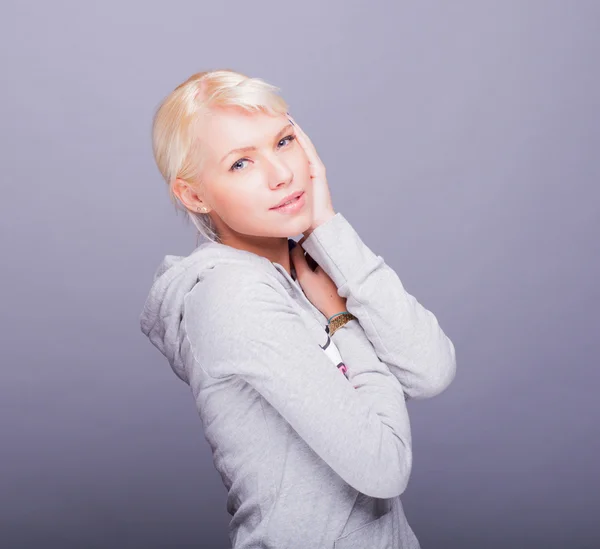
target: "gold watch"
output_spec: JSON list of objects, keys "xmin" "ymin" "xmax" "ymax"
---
[{"xmin": 328, "ymin": 312, "xmax": 357, "ymax": 337}]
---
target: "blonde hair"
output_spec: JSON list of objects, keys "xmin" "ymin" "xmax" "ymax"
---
[{"xmin": 151, "ymin": 69, "xmax": 290, "ymax": 244}]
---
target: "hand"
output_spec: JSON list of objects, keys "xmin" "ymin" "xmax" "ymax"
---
[
  {"xmin": 287, "ymin": 113, "xmax": 336, "ymax": 236},
  {"xmin": 290, "ymin": 242, "xmax": 347, "ymax": 320}
]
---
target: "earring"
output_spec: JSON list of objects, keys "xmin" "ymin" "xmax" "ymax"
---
[{"xmin": 197, "ymin": 206, "xmax": 207, "ymax": 213}]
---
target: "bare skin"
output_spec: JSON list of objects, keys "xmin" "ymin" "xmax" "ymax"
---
[
  {"xmin": 286, "ymin": 115, "xmax": 347, "ymax": 319},
  {"xmin": 173, "ymin": 108, "xmax": 311, "ymax": 275},
  {"xmin": 172, "ymin": 107, "xmax": 346, "ymax": 319}
]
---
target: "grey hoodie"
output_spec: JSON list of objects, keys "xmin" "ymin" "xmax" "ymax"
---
[{"xmin": 140, "ymin": 212, "xmax": 456, "ymax": 549}]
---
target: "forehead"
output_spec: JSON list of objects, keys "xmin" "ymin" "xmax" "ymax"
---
[{"xmin": 198, "ymin": 108, "xmax": 286, "ymax": 153}]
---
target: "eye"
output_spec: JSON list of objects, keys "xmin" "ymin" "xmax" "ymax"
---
[
  {"xmin": 229, "ymin": 134, "xmax": 296, "ymax": 172},
  {"xmin": 230, "ymin": 158, "xmax": 249, "ymax": 172},
  {"xmin": 278, "ymin": 134, "xmax": 296, "ymax": 148}
]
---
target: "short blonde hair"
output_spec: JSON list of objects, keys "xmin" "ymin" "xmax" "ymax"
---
[{"xmin": 151, "ymin": 69, "xmax": 290, "ymax": 243}]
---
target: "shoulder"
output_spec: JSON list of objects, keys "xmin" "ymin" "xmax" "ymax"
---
[
  {"xmin": 182, "ymin": 263, "xmax": 294, "ymax": 378},
  {"xmin": 184, "ymin": 263, "xmax": 288, "ymax": 330}
]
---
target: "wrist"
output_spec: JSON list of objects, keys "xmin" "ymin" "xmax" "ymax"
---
[
  {"xmin": 328, "ymin": 311, "xmax": 357, "ymax": 337},
  {"xmin": 314, "ymin": 210, "xmax": 337, "ymax": 227},
  {"xmin": 325, "ymin": 301, "xmax": 347, "ymax": 321},
  {"xmin": 304, "ymin": 210, "xmax": 337, "ymax": 238},
  {"xmin": 327, "ymin": 311, "xmax": 349, "ymax": 322}
]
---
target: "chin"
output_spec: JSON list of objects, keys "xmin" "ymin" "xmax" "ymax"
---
[{"xmin": 268, "ymin": 217, "xmax": 311, "ymax": 238}]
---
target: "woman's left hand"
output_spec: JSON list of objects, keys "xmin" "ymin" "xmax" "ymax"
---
[
  {"xmin": 290, "ymin": 242, "xmax": 347, "ymax": 319},
  {"xmin": 287, "ymin": 113, "xmax": 336, "ymax": 236}
]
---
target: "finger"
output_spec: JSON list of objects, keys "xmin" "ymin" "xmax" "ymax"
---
[
  {"xmin": 294, "ymin": 125, "xmax": 318, "ymax": 160},
  {"xmin": 296, "ymin": 236, "xmax": 317, "ymax": 270},
  {"xmin": 290, "ymin": 245, "xmax": 313, "ymax": 279},
  {"xmin": 305, "ymin": 252, "xmax": 319, "ymax": 272},
  {"xmin": 287, "ymin": 114, "xmax": 320, "ymax": 163}
]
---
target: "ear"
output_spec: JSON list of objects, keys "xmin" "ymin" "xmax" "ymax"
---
[
  {"xmin": 172, "ymin": 177, "xmax": 188, "ymax": 204},
  {"xmin": 173, "ymin": 178, "xmax": 210, "ymax": 212}
]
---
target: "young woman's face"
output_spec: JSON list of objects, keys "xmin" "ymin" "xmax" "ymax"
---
[{"xmin": 194, "ymin": 107, "xmax": 314, "ymax": 244}]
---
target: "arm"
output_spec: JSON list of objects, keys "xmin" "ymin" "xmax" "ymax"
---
[
  {"xmin": 183, "ymin": 264, "xmax": 412, "ymax": 499},
  {"xmin": 301, "ymin": 212, "xmax": 457, "ymax": 400}
]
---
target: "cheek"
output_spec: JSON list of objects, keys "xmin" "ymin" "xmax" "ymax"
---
[
  {"xmin": 218, "ymin": 190, "xmax": 242, "ymax": 211},
  {"xmin": 293, "ymin": 150, "xmax": 311, "ymax": 179},
  {"xmin": 214, "ymin": 186, "xmax": 258, "ymax": 218}
]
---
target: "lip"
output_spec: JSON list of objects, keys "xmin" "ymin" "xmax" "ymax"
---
[
  {"xmin": 270, "ymin": 190, "xmax": 305, "ymax": 210},
  {"xmin": 270, "ymin": 191, "xmax": 306, "ymax": 215}
]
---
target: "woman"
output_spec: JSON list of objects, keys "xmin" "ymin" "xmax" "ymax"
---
[{"xmin": 140, "ymin": 69, "xmax": 456, "ymax": 549}]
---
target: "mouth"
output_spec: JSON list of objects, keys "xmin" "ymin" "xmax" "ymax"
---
[{"xmin": 270, "ymin": 190, "xmax": 305, "ymax": 210}]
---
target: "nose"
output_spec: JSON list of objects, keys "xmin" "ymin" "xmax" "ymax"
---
[{"xmin": 268, "ymin": 156, "xmax": 293, "ymax": 189}]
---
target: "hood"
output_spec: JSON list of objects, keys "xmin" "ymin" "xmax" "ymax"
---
[{"xmin": 139, "ymin": 239, "xmax": 298, "ymax": 383}]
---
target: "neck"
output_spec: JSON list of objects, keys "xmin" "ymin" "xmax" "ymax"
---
[{"xmin": 220, "ymin": 234, "xmax": 293, "ymax": 278}]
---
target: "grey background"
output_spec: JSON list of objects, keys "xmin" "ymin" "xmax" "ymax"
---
[{"xmin": 1, "ymin": 1, "xmax": 599, "ymax": 548}]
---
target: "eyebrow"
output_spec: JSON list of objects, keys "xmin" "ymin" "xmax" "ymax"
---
[{"xmin": 220, "ymin": 123, "xmax": 294, "ymax": 164}]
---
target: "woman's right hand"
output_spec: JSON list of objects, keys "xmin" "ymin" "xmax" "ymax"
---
[
  {"xmin": 286, "ymin": 114, "xmax": 336, "ymax": 236},
  {"xmin": 290, "ymin": 240, "xmax": 347, "ymax": 320}
]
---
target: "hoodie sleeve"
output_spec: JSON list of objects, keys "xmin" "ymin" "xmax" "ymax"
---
[
  {"xmin": 300, "ymin": 212, "xmax": 456, "ymax": 401},
  {"xmin": 182, "ymin": 265, "xmax": 412, "ymax": 499}
]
